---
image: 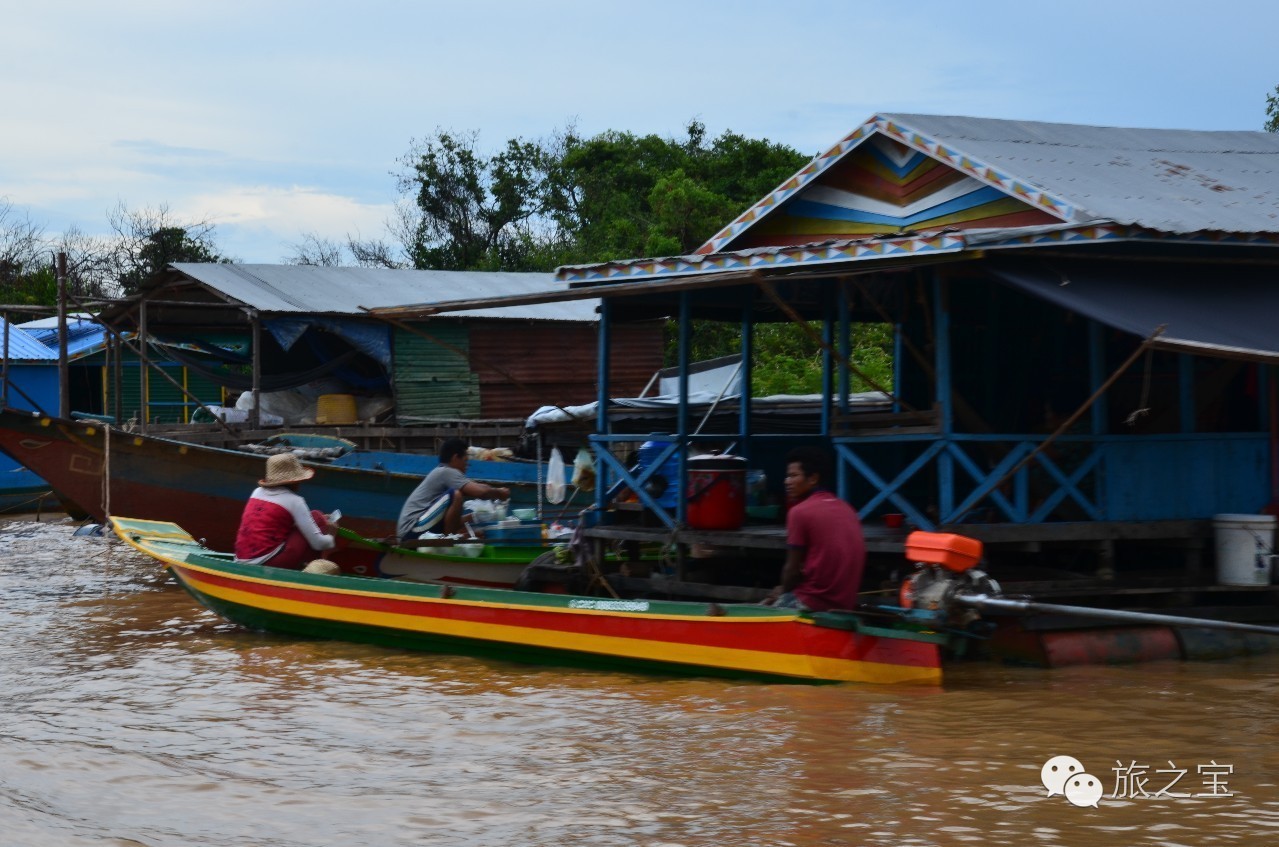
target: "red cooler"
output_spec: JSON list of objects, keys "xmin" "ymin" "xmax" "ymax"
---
[{"xmin": 686, "ymin": 454, "xmax": 747, "ymax": 530}]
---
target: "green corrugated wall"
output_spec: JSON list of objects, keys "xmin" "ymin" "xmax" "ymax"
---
[
  {"xmin": 393, "ymin": 323, "xmax": 481, "ymax": 421},
  {"xmin": 82, "ymin": 348, "xmax": 231, "ymax": 425}
]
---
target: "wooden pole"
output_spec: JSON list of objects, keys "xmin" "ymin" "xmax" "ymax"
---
[
  {"xmin": 2, "ymin": 309, "xmax": 9, "ymax": 408},
  {"xmin": 57, "ymin": 253, "xmax": 69, "ymax": 418},
  {"xmin": 250, "ymin": 310, "xmax": 262, "ymax": 430},
  {"xmin": 112, "ymin": 323, "xmax": 123, "ymax": 424},
  {"xmin": 138, "ymin": 298, "xmax": 149, "ymax": 433}
]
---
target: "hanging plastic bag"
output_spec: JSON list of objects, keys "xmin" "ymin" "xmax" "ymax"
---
[
  {"xmin": 571, "ymin": 446, "xmax": 596, "ymax": 492},
  {"xmin": 546, "ymin": 447, "xmax": 567, "ymax": 504}
]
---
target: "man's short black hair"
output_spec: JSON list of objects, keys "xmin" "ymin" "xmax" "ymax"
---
[
  {"xmin": 439, "ymin": 438, "xmax": 469, "ymax": 464},
  {"xmin": 786, "ymin": 446, "xmax": 834, "ymax": 486}
]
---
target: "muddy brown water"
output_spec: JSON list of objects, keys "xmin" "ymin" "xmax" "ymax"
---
[{"xmin": 1, "ymin": 518, "xmax": 1277, "ymax": 846}]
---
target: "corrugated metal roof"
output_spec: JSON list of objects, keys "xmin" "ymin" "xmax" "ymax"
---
[
  {"xmin": 876, "ymin": 113, "xmax": 1279, "ymax": 234},
  {"xmin": 7, "ymin": 316, "xmax": 108, "ymax": 361},
  {"xmin": 0, "ymin": 318, "xmax": 57, "ymax": 360},
  {"xmin": 170, "ymin": 264, "xmax": 600, "ymax": 322},
  {"xmin": 693, "ymin": 113, "xmax": 1279, "ymax": 257}
]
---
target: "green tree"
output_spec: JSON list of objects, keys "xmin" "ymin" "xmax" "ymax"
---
[
  {"xmin": 392, "ymin": 131, "xmax": 549, "ymax": 271},
  {"xmin": 386, "ymin": 123, "xmax": 896, "ymax": 396},
  {"xmin": 543, "ymin": 121, "xmax": 807, "ymax": 263},
  {"xmin": 1267, "ymin": 84, "xmax": 1279, "ymax": 132},
  {"xmin": 0, "ymin": 200, "xmax": 46, "ymax": 295},
  {"xmin": 668, "ymin": 321, "xmax": 895, "ymax": 396},
  {"xmin": 388, "ymin": 121, "xmax": 809, "ymax": 271},
  {"xmin": 108, "ymin": 203, "xmax": 223, "ymax": 295}
]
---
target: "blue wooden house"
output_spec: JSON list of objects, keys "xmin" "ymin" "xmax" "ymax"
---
[
  {"xmin": 540, "ymin": 113, "xmax": 1279, "ymax": 562},
  {"xmin": 0, "ymin": 314, "xmax": 109, "ymax": 511}
]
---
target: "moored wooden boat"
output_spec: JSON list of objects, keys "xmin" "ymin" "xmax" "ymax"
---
[
  {"xmin": 0, "ymin": 407, "xmax": 546, "ymax": 572},
  {"xmin": 110, "ymin": 516, "xmax": 946, "ymax": 684}
]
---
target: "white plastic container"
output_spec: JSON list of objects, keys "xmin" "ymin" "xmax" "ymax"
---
[{"xmin": 1212, "ymin": 514, "xmax": 1276, "ymax": 586}]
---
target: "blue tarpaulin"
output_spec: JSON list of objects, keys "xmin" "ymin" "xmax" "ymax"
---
[{"xmin": 267, "ymin": 318, "xmax": 392, "ymax": 369}]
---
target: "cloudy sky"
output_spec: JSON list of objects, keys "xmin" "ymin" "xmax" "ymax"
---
[{"xmin": 3, "ymin": 0, "xmax": 1277, "ymax": 263}]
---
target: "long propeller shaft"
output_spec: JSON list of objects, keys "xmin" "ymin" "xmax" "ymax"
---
[{"xmin": 955, "ymin": 594, "xmax": 1279, "ymax": 638}]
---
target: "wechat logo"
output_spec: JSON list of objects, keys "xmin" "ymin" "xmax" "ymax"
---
[{"xmin": 1041, "ymin": 755, "xmax": 1103, "ymax": 808}]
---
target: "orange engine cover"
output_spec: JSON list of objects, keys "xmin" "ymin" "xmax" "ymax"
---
[{"xmin": 905, "ymin": 531, "xmax": 983, "ymax": 572}]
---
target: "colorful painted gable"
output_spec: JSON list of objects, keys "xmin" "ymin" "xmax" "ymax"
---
[{"xmin": 721, "ymin": 133, "xmax": 1059, "ymax": 251}]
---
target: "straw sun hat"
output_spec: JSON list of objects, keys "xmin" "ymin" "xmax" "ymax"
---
[
  {"xmin": 303, "ymin": 559, "xmax": 341, "ymax": 575},
  {"xmin": 259, "ymin": 453, "xmax": 316, "ymax": 487}
]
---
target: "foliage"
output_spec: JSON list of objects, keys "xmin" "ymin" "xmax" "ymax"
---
[
  {"xmin": 377, "ymin": 121, "xmax": 809, "ymax": 272},
  {"xmin": 371, "ymin": 122, "xmax": 902, "ymax": 396},
  {"xmin": 0, "ymin": 200, "xmax": 47, "ymax": 295},
  {"xmin": 666, "ymin": 320, "xmax": 895, "ymax": 396},
  {"xmin": 0, "ymin": 265, "xmax": 57, "ymax": 307},
  {"xmin": 108, "ymin": 203, "xmax": 223, "ymax": 295},
  {"xmin": 1268, "ymin": 84, "xmax": 1279, "ymax": 133},
  {"xmin": 0, "ymin": 200, "xmax": 227, "ymax": 308}
]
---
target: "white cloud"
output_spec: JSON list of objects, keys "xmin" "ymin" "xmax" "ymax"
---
[
  {"xmin": 179, "ymin": 186, "xmax": 396, "ymax": 262},
  {"xmin": 3, "ymin": 0, "xmax": 1277, "ymax": 265}
]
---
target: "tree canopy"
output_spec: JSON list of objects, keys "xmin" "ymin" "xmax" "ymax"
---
[
  {"xmin": 323, "ymin": 122, "xmax": 890, "ymax": 395},
  {"xmin": 1267, "ymin": 84, "xmax": 1279, "ymax": 132},
  {"xmin": 0, "ymin": 200, "xmax": 225, "ymax": 307},
  {"xmin": 322, "ymin": 122, "xmax": 810, "ymax": 273}
]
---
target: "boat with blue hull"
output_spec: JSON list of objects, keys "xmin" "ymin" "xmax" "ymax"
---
[{"xmin": 0, "ymin": 407, "xmax": 553, "ymax": 571}]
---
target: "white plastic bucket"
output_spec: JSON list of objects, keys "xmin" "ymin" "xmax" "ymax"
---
[{"xmin": 1212, "ymin": 514, "xmax": 1276, "ymax": 586}]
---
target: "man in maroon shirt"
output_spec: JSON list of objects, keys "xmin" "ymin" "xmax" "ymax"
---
[{"xmin": 764, "ymin": 446, "xmax": 866, "ymax": 612}]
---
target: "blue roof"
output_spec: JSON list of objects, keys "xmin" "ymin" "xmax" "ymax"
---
[
  {"xmin": 0, "ymin": 319, "xmax": 56, "ymax": 360},
  {"xmin": 7, "ymin": 315, "xmax": 108, "ymax": 361}
]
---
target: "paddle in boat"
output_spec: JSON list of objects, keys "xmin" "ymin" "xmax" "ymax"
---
[{"xmin": 109, "ymin": 515, "xmax": 947, "ymax": 685}]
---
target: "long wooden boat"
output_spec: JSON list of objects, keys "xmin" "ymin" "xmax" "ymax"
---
[
  {"xmin": 110, "ymin": 516, "xmax": 945, "ymax": 685},
  {"xmin": 0, "ymin": 407, "xmax": 547, "ymax": 573}
]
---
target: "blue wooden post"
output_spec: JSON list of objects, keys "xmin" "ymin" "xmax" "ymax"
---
[
  {"xmin": 821, "ymin": 289, "xmax": 834, "ymax": 436},
  {"xmin": 933, "ymin": 271, "xmax": 954, "ymax": 519},
  {"xmin": 740, "ymin": 301, "xmax": 753, "ymax": 459},
  {"xmin": 1088, "ymin": 321, "xmax": 1106, "ymax": 435},
  {"xmin": 892, "ymin": 323, "xmax": 903, "ymax": 414},
  {"xmin": 595, "ymin": 298, "xmax": 611, "ymax": 512},
  {"xmin": 838, "ymin": 284, "xmax": 850, "ymax": 414},
  {"xmin": 676, "ymin": 292, "xmax": 691, "ymax": 526},
  {"xmin": 1262, "ymin": 365, "xmax": 1272, "ymax": 433},
  {"xmin": 1179, "ymin": 355, "xmax": 1195, "ymax": 434}
]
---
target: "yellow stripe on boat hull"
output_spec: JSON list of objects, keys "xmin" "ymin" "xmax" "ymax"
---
[{"xmin": 179, "ymin": 568, "xmax": 936, "ymax": 685}]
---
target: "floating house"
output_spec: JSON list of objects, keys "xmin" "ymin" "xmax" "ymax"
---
[
  {"xmin": 92, "ymin": 265, "xmax": 663, "ymax": 445},
  {"xmin": 372, "ymin": 113, "xmax": 1279, "ymax": 580},
  {"xmin": 0, "ymin": 314, "xmax": 111, "ymax": 510}
]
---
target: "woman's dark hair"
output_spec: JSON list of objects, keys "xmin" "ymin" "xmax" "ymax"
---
[
  {"xmin": 439, "ymin": 438, "xmax": 469, "ymax": 464},
  {"xmin": 786, "ymin": 446, "xmax": 833, "ymax": 485}
]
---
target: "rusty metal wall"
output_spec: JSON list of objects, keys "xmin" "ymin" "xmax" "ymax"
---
[{"xmin": 468, "ymin": 321, "xmax": 664, "ymax": 419}]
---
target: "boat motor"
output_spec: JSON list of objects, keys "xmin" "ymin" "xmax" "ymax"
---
[
  {"xmin": 891, "ymin": 532, "xmax": 1279, "ymax": 641},
  {"xmin": 895, "ymin": 531, "xmax": 1001, "ymax": 628}
]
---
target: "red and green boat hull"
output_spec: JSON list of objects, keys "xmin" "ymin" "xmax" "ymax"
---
[{"xmin": 113, "ymin": 517, "xmax": 944, "ymax": 684}]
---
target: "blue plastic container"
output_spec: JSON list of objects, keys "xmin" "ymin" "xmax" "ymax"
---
[{"xmin": 637, "ymin": 439, "xmax": 680, "ymax": 509}]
